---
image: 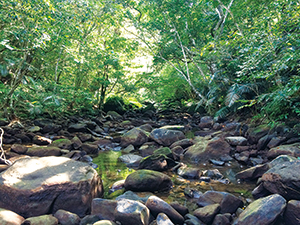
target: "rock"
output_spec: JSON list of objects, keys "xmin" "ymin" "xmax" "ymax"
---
[
  {"xmin": 257, "ymin": 134, "xmax": 274, "ymax": 150},
  {"xmin": 80, "ymin": 143, "xmax": 99, "ymax": 155},
  {"xmin": 150, "ymin": 128, "xmax": 185, "ymax": 147},
  {"xmin": 124, "ymin": 170, "xmax": 173, "ymax": 192},
  {"xmin": 0, "ymin": 208, "xmax": 25, "ymax": 225},
  {"xmin": 68, "ymin": 123, "xmax": 87, "ymax": 133},
  {"xmin": 284, "ymin": 200, "xmax": 300, "ymax": 225},
  {"xmin": 199, "ymin": 116, "xmax": 214, "ymax": 129},
  {"xmin": 251, "ymin": 183, "xmax": 272, "ymax": 200},
  {"xmin": 109, "ymin": 180, "xmax": 125, "ymax": 194},
  {"xmin": 236, "ymin": 146, "xmax": 250, "ymax": 152},
  {"xmin": 77, "ymin": 133, "xmax": 94, "ymax": 142},
  {"xmin": 10, "ymin": 144, "xmax": 28, "ymax": 154},
  {"xmin": 28, "ymin": 126, "xmax": 41, "ymax": 132},
  {"xmin": 54, "ymin": 209, "xmax": 81, "ymax": 225},
  {"xmin": 170, "ymin": 139, "xmax": 194, "ymax": 149},
  {"xmin": 107, "ymin": 111, "xmax": 123, "ymax": 120},
  {"xmin": 26, "ymin": 146, "xmax": 62, "ymax": 157},
  {"xmin": 119, "ymin": 154, "xmax": 143, "ymax": 166},
  {"xmin": 193, "ymin": 203, "xmax": 220, "ymax": 224},
  {"xmin": 234, "ymin": 152, "xmax": 249, "ymax": 163},
  {"xmin": 139, "ymin": 154, "xmax": 169, "ymax": 171},
  {"xmin": 225, "ymin": 136, "xmax": 248, "ymax": 146},
  {"xmin": 146, "ymin": 196, "xmax": 184, "ymax": 225},
  {"xmin": 197, "ymin": 191, "xmax": 243, "ymax": 214},
  {"xmin": 22, "ymin": 215, "xmax": 58, "ymax": 225},
  {"xmin": 267, "ymin": 136, "xmax": 286, "ymax": 149},
  {"xmin": 261, "ymin": 160, "xmax": 300, "ymax": 200},
  {"xmin": 91, "ymin": 199, "xmax": 117, "ymax": 221},
  {"xmin": 79, "ymin": 215, "xmax": 101, "ymax": 225},
  {"xmin": 139, "ymin": 124, "xmax": 153, "ymax": 132},
  {"xmin": 267, "ymin": 143, "xmax": 300, "ymax": 159},
  {"xmin": 268, "ymin": 155, "xmax": 298, "ymax": 168},
  {"xmin": 139, "ymin": 142, "xmax": 160, "ymax": 157},
  {"xmin": 0, "ymin": 165, "xmax": 9, "ymax": 172},
  {"xmin": 156, "ymin": 213, "xmax": 174, "ymax": 225},
  {"xmin": 122, "ymin": 144, "xmax": 135, "ymax": 154},
  {"xmin": 233, "ymin": 194, "xmax": 286, "ymax": 225},
  {"xmin": 50, "ymin": 138, "xmax": 73, "ymax": 150},
  {"xmin": 212, "ymin": 213, "xmax": 232, "ymax": 225},
  {"xmin": 42, "ymin": 124, "xmax": 62, "ymax": 134},
  {"xmin": 93, "ymin": 221, "xmax": 117, "ymax": 225},
  {"xmin": 171, "ymin": 146, "xmax": 184, "ymax": 160},
  {"xmin": 32, "ymin": 135, "xmax": 52, "ymax": 145},
  {"xmin": 202, "ymin": 169, "xmax": 223, "ymax": 180},
  {"xmin": 184, "ymin": 137, "xmax": 231, "ymax": 163},
  {"xmin": 169, "ymin": 202, "xmax": 189, "ymax": 217},
  {"xmin": 247, "ymin": 125, "xmax": 270, "ymax": 145},
  {"xmin": 236, "ymin": 164, "xmax": 270, "ymax": 180},
  {"xmin": 116, "ymin": 191, "xmax": 151, "ymax": 203},
  {"xmin": 209, "ymin": 159, "xmax": 225, "ymax": 166},
  {"xmin": 115, "ymin": 199, "xmax": 150, "ymax": 225},
  {"xmin": 121, "ymin": 128, "xmax": 149, "ymax": 147},
  {"xmin": 177, "ymin": 165, "xmax": 200, "ymax": 179},
  {"xmin": 0, "ymin": 156, "xmax": 103, "ymax": 218}
]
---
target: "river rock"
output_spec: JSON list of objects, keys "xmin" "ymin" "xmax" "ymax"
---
[
  {"xmin": 233, "ymin": 194, "xmax": 286, "ymax": 225},
  {"xmin": 121, "ymin": 127, "xmax": 149, "ymax": 147},
  {"xmin": 22, "ymin": 215, "xmax": 58, "ymax": 225},
  {"xmin": 197, "ymin": 191, "xmax": 243, "ymax": 214},
  {"xmin": 93, "ymin": 221, "xmax": 117, "ymax": 225},
  {"xmin": 139, "ymin": 142, "xmax": 161, "ymax": 157},
  {"xmin": 177, "ymin": 165, "xmax": 200, "ymax": 179},
  {"xmin": 54, "ymin": 209, "xmax": 81, "ymax": 225},
  {"xmin": 119, "ymin": 154, "xmax": 143, "ymax": 165},
  {"xmin": 184, "ymin": 137, "xmax": 231, "ymax": 163},
  {"xmin": 0, "ymin": 208, "xmax": 25, "ymax": 225},
  {"xmin": 184, "ymin": 214, "xmax": 204, "ymax": 225},
  {"xmin": 91, "ymin": 199, "xmax": 117, "ymax": 221},
  {"xmin": 267, "ymin": 143, "xmax": 300, "ymax": 159},
  {"xmin": 236, "ymin": 164, "xmax": 270, "ymax": 180},
  {"xmin": 193, "ymin": 203, "xmax": 220, "ymax": 224},
  {"xmin": 115, "ymin": 199, "xmax": 150, "ymax": 225},
  {"xmin": 170, "ymin": 202, "xmax": 189, "ymax": 217},
  {"xmin": 225, "ymin": 136, "xmax": 247, "ymax": 146},
  {"xmin": 146, "ymin": 196, "xmax": 184, "ymax": 225},
  {"xmin": 156, "ymin": 213, "xmax": 174, "ymax": 225},
  {"xmin": 116, "ymin": 191, "xmax": 151, "ymax": 203},
  {"xmin": 26, "ymin": 146, "xmax": 62, "ymax": 157},
  {"xmin": 68, "ymin": 123, "xmax": 87, "ymax": 133},
  {"xmin": 0, "ymin": 156, "xmax": 103, "ymax": 218},
  {"xmin": 170, "ymin": 139, "xmax": 195, "ymax": 149},
  {"xmin": 261, "ymin": 160, "xmax": 300, "ymax": 200},
  {"xmin": 198, "ymin": 116, "xmax": 214, "ymax": 129},
  {"xmin": 268, "ymin": 155, "xmax": 298, "ymax": 168},
  {"xmin": 284, "ymin": 200, "xmax": 300, "ymax": 225},
  {"xmin": 212, "ymin": 213, "xmax": 232, "ymax": 225},
  {"xmin": 138, "ymin": 154, "xmax": 168, "ymax": 171},
  {"xmin": 50, "ymin": 138, "xmax": 73, "ymax": 150},
  {"xmin": 247, "ymin": 125, "xmax": 270, "ymax": 145},
  {"xmin": 124, "ymin": 170, "xmax": 173, "ymax": 192},
  {"xmin": 80, "ymin": 143, "xmax": 99, "ymax": 155},
  {"xmin": 10, "ymin": 144, "xmax": 28, "ymax": 154},
  {"xmin": 32, "ymin": 135, "xmax": 52, "ymax": 145},
  {"xmin": 150, "ymin": 128, "xmax": 185, "ymax": 146}
]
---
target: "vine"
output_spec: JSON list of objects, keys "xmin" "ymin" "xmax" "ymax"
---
[{"xmin": 0, "ymin": 128, "xmax": 12, "ymax": 166}]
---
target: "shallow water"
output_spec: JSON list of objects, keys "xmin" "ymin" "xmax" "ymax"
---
[{"xmin": 93, "ymin": 150, "xmax": 256, "ymax": 212}]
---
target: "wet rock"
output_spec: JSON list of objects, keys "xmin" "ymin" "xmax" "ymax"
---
[
  {"xmin": 202, "ymin": 169, "xmax": 223, "ymax": 180},
  {"xmin": 14, "ymin": 133, "xmax": 32, "ymax": 143},
  {"xmin": 26, "ymin": 146, "xmax": 62, "ymax": 157},
  {"xmin": 146, "ymin": 196, "xmax": 184, "ymax": 225},
  {"xmin": 11, "ymin": 144, "xmax": 28, "ymax": 154},
  {"xmin": 236, "ymin": 164, "xmax": 269, "ymax": 180},
  {"xmin": 32, "ymin": 135, "xmax": 52, "ymax": 145},
  {"xmin": 193, "ymin": 203, "xmax": 220, "ymax": 224},
  {"xmin": 170, "ymin": 139, "xmax": 194, "ymax": 149},
  {"xmin": 284, "ymin": 200, "xmax": 300, "ymax": 225},
  {"xmin": 54, "ymin": 209, "xmax": 81, "ymax": 225},
  {"xmin": 121, "ymin": 128, "xmax": 149, "ymax": 147},
  {"xmin": 233, "ymin": 194, "xmax": 286, "ymax": 225},
  {"xmin": 156, "ymin": 213, "xmax": 174, "ymax": 225},
  {"xmin": 261, "ymin": 160, "xmax": 300, "ymax": 200},
  {"xmin": 115, "ymin": 199, "xmax": 150, "ymax": 225},
  {"xmin": 197, "ymin": 191, "xmax": 243, "ymax": 214},
  {"xmin": 267, "ymin": 143, "xmax": 300, "ymax": 159},
  {"xmin": 236, "ymin": 146, "xmax": 250, "ymax": 153},
  {"xmin": 150, "ymin": 128, "xmax": 185, "ymax": 147},
  {"xmin": 91, "ymin": 199, "xmax": 117, "ymax": 221},
  {"xmin": 124, "ymin": 170, "xmax": 173, "ymax": 192},
  {"xmin": 0, "ymin": 208, "xmax": 25, "ymax": 225},
  {"xmin": 50, "ymin": 138, "xmax": 73, "ymax": 150},
  {"xmin": 116, "ymin": 191, "xmax": 150, "ymax": 204},
  {"xmin": 0, "ymin": 156, "xmax": 103, "ymax": 218},
  {"xmin": 42, "ymin": 124, "xmax": 62, "ymax": 134},
  {"xmin": 225, "ymin": 136, "xmax": 247, "ymax": 146},
  {"xmin": 68, "ymin": 123, "xmax": 87, "ymax": 133},
  {"xmin": 22, "ymin": 215, "xmax": 58, "ymax": 225},
  {"xmin": 184, "ymin": 137, "xmax": 231, "ymax": 163},
  {"xmin": 209, "ymin": 159, "xmax": 225, "ymax": 166},
  {"xmin": 139, "ymin": 154, "xmax": 168, "ymax": 171}
]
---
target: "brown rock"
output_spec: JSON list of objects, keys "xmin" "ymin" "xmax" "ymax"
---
[
  {"xmin": 284, "ymin": 200, "xmax": 300, "ymax": 225},
  {"xmin": 54, "ymin": 209, "xmax": 81, "ymax": 225},
  {"xmin": 0, "ymin": 208, "xmax": 25, "ymax": 225},
  {"xmin": 10, "ymin": 144, "xmax": 28, "ymax": 154},
  {"xmin": 22, "ymin": 215, "xmax": 58, "ymax": 225},
  {"xmin": 193, "ymin": 203, "xmax": 220, "ymax": 224},
  {"xmin": 26, "ymin": 146, "xmax": 62, "ymax": 157}
]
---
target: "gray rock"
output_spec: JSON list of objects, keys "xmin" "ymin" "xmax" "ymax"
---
[
  {"xmin": 193, "ymin": 203, "xmax": 220, "ymax": 224},
  {"xmin": 236, "ymin": 164, "xmax": 270, "ymax": 180},
  {"xmin": 146, "ymin": 196, "xmax": 184, "ymax": 225},
  {"xmin": 0, "ymin": 156, "xmax": 103, "ymax": 218},
  {"xmin": 170, "ymin": 139, "xmax": 195, "ymax": 149},
  {"xmin": 268, "ymin": 155, "xmax": 298, "ymax": 168},
  {"xmin": 116, "ymin": 191, "xmax": 150, "ymax": 203},
  {"xmin": 267, "ymin": 143, "xmax": 300, "ymax": 159},
  {"xmin": 150, "ymin": 128, "xmax": 185, "ymax": 147},
  {"xmin": 91, "ymin": 199, "xmax": 117, "ymax": 221},
  {"xmin": 212, "ymin": 213, "xmax": 232, "ymax": 225},
  {"xmin": 115, "ymin": 199, "xmax": 150, "ymax": 225},
  {"xmin": 119, "ymin": 154, "xmax": 143, "ymax": 165},
  {"xmin": 22, "ymin": 215, "xmax": 58, "ymax": 225},
  {"xmin": 225, "ymin": 136, "xmax": 248, "ymax": 146},
  {"xmin": 124, "ymin": 170, "xmax": 173, "ymax": 193},
  {"xmin": 284, "ymin": 200, "xmax": 300, "ymax": 225},
  {"xmin": 10, "ymin": 144, "xmax": 28, "ymax": 154},
  {"xmin": 93, "ymin": 221, "xmax": 117, "ymax": 225},
  {"xmin": 139, "ymin": 154, "xmax": 169, "ymax": 171},
  {"xmin": 177, "ymin": 165, "xmax": 200, "ymax": 179},
  {"xmin": 156, "ymin": 213, "xmax": 174, "ymax": 225},
  {"xmin": 0, "ymin": 208, "xmax": 25, "ymax": 224},
  {"xmin": 199, "ymin": 116, "xmax": 214, "ymax": 129},
  {"xmin": 54, "ymin": 209, "xmax": 81, "ymax": 225},
  {"xmin": 80, "ymin": 215, "xmax": 101, "ymax": 225},
  {"xmin": 184, "ymin": 214, "xmax": 204, "ymax": 225},
  {"xmin": 80, "ymin": 143, "xmax": 99, "ymax": 155},
  {"xmin": 121, "ymin": 127, "xmax": 149, "ymax": 147},
  {"xmin": 68, "ymin": 123, "xmax": 87, "ymax": 133},
  {"xmin": 233, "ymin": 194, "xmax": 286, "ymax": 225}
]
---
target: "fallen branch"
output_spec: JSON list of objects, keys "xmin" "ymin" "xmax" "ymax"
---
[{"xmin": 0, "ymin": 128, "xmax": 12, "ymax": 166}]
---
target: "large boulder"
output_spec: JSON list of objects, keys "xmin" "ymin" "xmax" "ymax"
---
[
  {"xmin": 150, "ymin": 128, "xmax": 185, "ymax": 147},
  {"xmin": 0, "ymin": 156, "xmax": 103, "ymax": 218},
  {"xmin": 233, "ymin": 194, "xmax": 286, "ymax": 225},
  {"xmin": 124, "ymin": 170, "xmax": 173, "ymax": 192},
  {"xmin": 184, "ymin": 137, "xmax": 231, "ymax": 163},
  {"xmin": 121, "ymin": 128, "xmax": 149, "ymax": 147},
  {"xmin": 260, "ymin": 160, "xmax": 300, "ymax": 200}
]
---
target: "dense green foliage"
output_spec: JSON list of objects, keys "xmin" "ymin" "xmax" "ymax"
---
[{"xmin": 0, "ymin": 0, "xmax": 299, "ymax": 122}]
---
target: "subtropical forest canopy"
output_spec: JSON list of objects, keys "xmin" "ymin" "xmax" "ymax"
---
[{"xmin": 0, "ymin": 0, "xmax": 299, "ymax": 123}]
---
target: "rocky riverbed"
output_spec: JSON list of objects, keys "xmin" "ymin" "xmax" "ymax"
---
[{"xmin": 1, "ymin": 110, "xmax": 300, "ymax": 225}]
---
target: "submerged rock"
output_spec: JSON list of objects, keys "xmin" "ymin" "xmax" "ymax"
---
[{"xmin": 0, "ymin": 156, "xmax": 103, "ymax": 218}]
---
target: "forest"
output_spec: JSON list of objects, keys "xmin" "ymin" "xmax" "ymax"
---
[{"xmin": 0, "ymin": 0, "xmax": 299, "ymax": 124}]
